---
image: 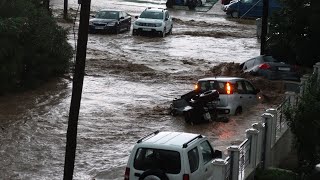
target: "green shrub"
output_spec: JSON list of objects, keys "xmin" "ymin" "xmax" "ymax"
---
[
  {"xmin": 0, "ymin": 0, "xmax": 72, "ymax": 94},
  {"xmin": 284, "ymin": 74, "xmax": 320, "ymax": 177},
  {"xmin": 255, "ymin": 168, "xmax": 299, "ymax": 180}
]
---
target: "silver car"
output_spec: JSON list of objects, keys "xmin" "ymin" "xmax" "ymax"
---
[{"xmin": 195, "ymin": 77, "xmax": 260, "ymax": 115}]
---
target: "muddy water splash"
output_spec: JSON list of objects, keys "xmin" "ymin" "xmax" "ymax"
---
[{"xmin": 0, "ymin": 1, "xmax": 270, "ymax": 179}]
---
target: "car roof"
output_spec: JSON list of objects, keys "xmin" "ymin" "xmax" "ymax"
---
[
  {"xmin": 99, "ymin": 9, "xmax": 123, "ymax": 12},
  {"xmin": 198, "ymin": 76, "xmax": 246, "ymax": 82},
  {"xmin": 139, "ymin": 131, "xmax": 202, "ymax": 148},
  {"xmin": 144, "ymin": 7, "xmax": 167, "ymax": 12}
]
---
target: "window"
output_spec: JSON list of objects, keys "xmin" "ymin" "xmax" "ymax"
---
[
  {"xmin": 244, "ymin": 81, "xmax": 255, "ymax": 94},
  {"xmin": 236, "ymin": 81, "xmax": 245, "ymax": 94},
  {"xmin": 242, "ymin": 0, "xmax": 253, "ymax": 3},
  {"xmin": 140, "ymin": 11, "xmax": 164, "ymax": 19},
  {"xmin": 198, "ymin": 81, "xmax": 227, "ymax": 94},
  {"xmin": 134, "ymin": 148, "xmax": 181, "ymax": 174},
  {"xmin": 188, "ymin": 147, "xmax": 199, "ymax": 173},
  {"xmin": 200, "ymin": 141, "xmax": 214, "ymax": 164}
]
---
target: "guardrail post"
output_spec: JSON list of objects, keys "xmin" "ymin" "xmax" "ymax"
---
[
  {"xmin": 227, "ymin": 145, "xmax": 240, "ymax": 180},
  {"xmin": 262, "ymin": 113, "xmax": 274, "ymax": 168},
  {"xmin": 246, "ymin": 128, "xmax": 259, "ymax": 169},
  {"xmin": 313, "ymin": 62, "xmax": 320, "ymax": 81},
  {"xmin": 300, "ymin": 74, "xmax": 310, "ymax": 95},
  {"xmin": 266, "ymin": 108, "xmax": 277, "ymax": 146},
  {"xmin": 285, "ymin": 91, "xmax": 297, "ymax": 108},
  {"xmin": 252, "ymin": 122, "xmax": 265, "ymax": 167},
  {"xmin": 212, "ymin": 158, "xmax": 228, "ymax": 180}
]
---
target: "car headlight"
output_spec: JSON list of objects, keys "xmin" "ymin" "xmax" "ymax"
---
[
  {"xmin": 135, "ymin": 21, "xmax": 141, "ymax": 26},
  {"xmin": 155, "ymin": 23, "xmax": 162, "ymax": 27},
  {"xmin": 107, "ymin": 22, "xmax": 116, "ymax": 26}
]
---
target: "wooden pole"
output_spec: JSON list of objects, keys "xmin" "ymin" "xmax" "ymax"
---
[
  {"xmin": 63, "ymin": 0, "xmax": 91, "ymax": 179},
  {"xmin": 64, "ymin": 0, "xmax": 68, "ymax": 19},
  {"xmin": 260, "ymin": 0, "xmax": 269, "ymax": 55}
]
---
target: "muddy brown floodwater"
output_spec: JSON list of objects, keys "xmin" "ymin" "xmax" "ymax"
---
[{"xmin": 0, "ymin": 1, "xmax": 284, "ymax": 180}]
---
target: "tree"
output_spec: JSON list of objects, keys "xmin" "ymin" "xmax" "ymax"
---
[
  {"xmin": 267, "ymin": 0, "xmax": 320, "ymax": 67},
  {"xmin": 0, "ymin": 0, "xmax": 72, "ymax": 94},
  {"xmin": 284, "ymin": 74, "xmax": 320, "ymax": 178}
]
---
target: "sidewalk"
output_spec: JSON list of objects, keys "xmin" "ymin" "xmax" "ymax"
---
[{"xmin": 206, "ymin": 0, "xmax": 226, "ymax": 16}]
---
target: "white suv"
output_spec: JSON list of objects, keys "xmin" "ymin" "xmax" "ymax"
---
[
  {"xmin": 124, "ymin": 131, "xmax": 222, "ymax": 180},
  {"xmin": 132, "ymin": 7, "xmax": 173, "ymax": 37}
]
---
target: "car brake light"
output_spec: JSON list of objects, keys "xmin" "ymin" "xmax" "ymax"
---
[
  {"xmin": 226, "ymin": 82, "xmax": 232, "ymax": 94},
  {"xmin": 124, "ymin": 167, "xmax": 130, "ymax": 180},
  {"xmin": 183, "ymin": 174, "xmax": 190, "ymax": 180},
  {"xmin": 259, "ymin": 63, "xmax": 271, "ymax": 69},
  {"xmin": 194, "ymin": 84, "xmax": 199, "ymax": 90}
]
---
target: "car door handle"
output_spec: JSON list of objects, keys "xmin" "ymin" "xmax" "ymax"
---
[
  {"xmin": 205, "ymin": 168, "xmax": 208, "ymax": 172},
  {"xmin": 240, "ymin": 96, "xmax": 243, "ymax": 99},
  {"xmin": 249, "ymin": 96, "xmax": 252, "ymax": 98}
]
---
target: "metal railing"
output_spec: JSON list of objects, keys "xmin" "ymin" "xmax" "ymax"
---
[
  {"xmin": 239, "ymin": 137, "xmax": 251, "ymax": 180},
  {"xmin": 225, "ymin": 156, "xmax": 231, "ymax": 180}
]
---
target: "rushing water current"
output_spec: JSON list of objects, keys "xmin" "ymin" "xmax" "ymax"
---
[{"xmin": 0, "ymin": 0, "xmax": 269, "ymax": 179}]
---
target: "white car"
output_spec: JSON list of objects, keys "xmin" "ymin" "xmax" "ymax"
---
[
  {"xmin": 195, "ymin": 77, "xmax": 260, "ymax": 115},
  {"xmin": 132, "ymin": 7, "xmax": 173, "ymax": 37},
  {"xmin": 124, "ymin": 131, "xmax": 222, "ymax": 180}
]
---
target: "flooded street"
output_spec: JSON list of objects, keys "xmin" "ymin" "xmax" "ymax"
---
[{"xmin": 0, "ymin": 0, "xmax": 271, "ymax": 179}]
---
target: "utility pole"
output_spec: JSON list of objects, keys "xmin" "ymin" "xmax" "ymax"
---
[
  {"xmin": 44, "ymin": 0, "xmax": 50, "ymax": 12},
  {"xmin": 260, "ymin": 0, "xmax": 269, "ymax": 55},
  {"xmin": 64, "ymin": 0, "xmax": 68, "ymax": 19},
  {"xmin": 63, "ymin": 0, "xmax": 91, "ymax": 179}
]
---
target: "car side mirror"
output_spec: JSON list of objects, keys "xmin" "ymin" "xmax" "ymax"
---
[
  {"xmin": 135, "ymin": 15, "xmax": 139, "ymax": 19},
  {"xmin": 120, "ymin": 17, "xmax": 124, "ymax": 19},
  {"xmin": 255, "ymin": 88, "xmax": 260, "ymax": 94},
  {"xmin": 165, "ymin": 17, "xmax": 169, "ymax": 21},
  {"xmin": 213, "ymin": 150, "xmax": 222, "ymax": 159},
  {"xmin": 91, "ymin": 15, "xmax": 95, "ymax": 18}
]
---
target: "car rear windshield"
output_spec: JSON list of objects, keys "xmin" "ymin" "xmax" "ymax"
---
[
  {"xmin": 95, "ymin": 11, "xmax": 119, "ymax": 19},
  {"xmin": 198, "ymin": 80, "xmax": 228, "ymax": 94},
  {"xmin": 134, "ymin": 148, "xmax": 181, "ymax": 174}
]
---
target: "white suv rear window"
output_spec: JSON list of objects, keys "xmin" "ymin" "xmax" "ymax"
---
[{"xmin": 133, "ymin": 148, "xmax": 181, "ymax": 174}]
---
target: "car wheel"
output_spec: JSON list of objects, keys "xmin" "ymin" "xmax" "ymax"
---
[
  {"xmin": 168, "ymin": 25, "xmax": 173, "ymax": 35},
  {"xmin": 235, "ymin": 107, "xmax": 242, "ymax": 115},
  {"xmin": 187, "ymin": 0, "xmax": 197, "ymax": 10},
  {"xmin": 139, "ymin": 169, "xmax": 169, "ymax": 180},
  {"xmin": 197, "ymin": 0, "xmax": 202, "ymax": 6},
  {"xmin": 161, "ymin": 28, "xmax": 166, "ymax": 37},
  {"xmin": 132, "ymin": 30, "xmax": 137, "ymax": 36},
  {"xmin": 231, "ymin": 11, "xmax": 239, "ymax": 18},
  {"xmin": 115, "ymin": 27, "xmax": 120, "ymax": 34},
  {"xmin": 166, "ymin": 0, "xmax": 174, "ymax": 8}
]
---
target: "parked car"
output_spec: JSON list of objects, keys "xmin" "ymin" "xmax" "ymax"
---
[
  {"xmin": 240, "ymin": 55, "xmax": 300, "ymax": 81},
  {"xmin": 221, "ymin": 0, "xmax": 232, "ymax": 5},
  {"xmin": 171, "ymin": 77, "xmax": 260, "ymax": 118},
  {"xmin": 223, "ymin": 0, "xmax": 281, "ymax": 18},
  {"xmin": 89, "ymin": 9, "xmax": 131, "ymax": 34},
  {"xmin": 132, "ymin": 7, "xmax": 173, "ymax": 37},
  {"xmin": 124, "ymin": 130, "xmax": 222, "ymax": 180},
  {"xmin": 166, "ymin": 0, "xmax": 206, "ymax": 8}
]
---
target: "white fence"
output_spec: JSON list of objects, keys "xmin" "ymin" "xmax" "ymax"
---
[
  {"xmin": 212, "ymin": 93, "xmax": 296, "ymax": 180},
  {"xmin": 212, "ymin": 62, "xmax": 320, "ymax": 180}
]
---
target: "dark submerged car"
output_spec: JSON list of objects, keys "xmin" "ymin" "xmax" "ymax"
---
[
  {"xmin": 240, "ymin": 55, "xmax": 300, "ymax": 81},
  {"xmin": 89, "ymin": 9, "xmax": 131, "ymax": 34}
]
